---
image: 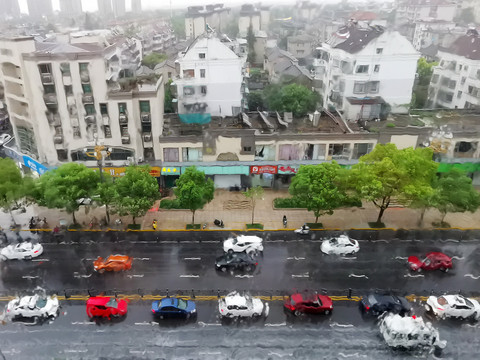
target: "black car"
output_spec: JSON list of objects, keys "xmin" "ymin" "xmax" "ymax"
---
[
  {"xmin": 215, "ymin": 252, "xmax": 257, "ymax": 272},
  {"xmin": 360, "ymin": 294, "xmax": 412, "ymax": 316}
]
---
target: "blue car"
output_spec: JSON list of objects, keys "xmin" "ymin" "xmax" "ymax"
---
[{"xmin": 152, "ymin": 297, "xmax": 196, "ymax": 319}]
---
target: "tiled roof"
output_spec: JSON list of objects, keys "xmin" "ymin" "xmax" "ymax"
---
[
  {"xmin": 329, "ymin": 24, "xmax": 385, "ymax": 54},
  {"xmin": 442, "ymin": 31, "xmax": 480, "ymax": 60}
]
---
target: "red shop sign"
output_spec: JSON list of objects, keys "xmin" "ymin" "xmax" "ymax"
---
[{"xmin": 250, "ymin": 165, "xmax": 278, "ymax": 174}]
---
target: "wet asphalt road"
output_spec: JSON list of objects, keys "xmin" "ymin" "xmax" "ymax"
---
[{"xmin": 0, "ymin": 231, "xmax": 479, "ymax": 296}]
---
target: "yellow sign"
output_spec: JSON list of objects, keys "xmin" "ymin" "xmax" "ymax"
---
[{"xmin": 93, "ymin": 167, "xmax": 161, "ymax": 177}]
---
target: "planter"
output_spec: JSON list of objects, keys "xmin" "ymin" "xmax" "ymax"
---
[
  {"xmin": 246, "ymin": 223, "xmax": 264, "ymax": 230},
  {"xmin": 368, "ymin": 222, "xmax": 386, "ymax": 229},
  {"xmin": 306, "ymin": 223, "xmax": 323, "ymax": 229},
  {"xmin": 127, "ymin": 224, "xmax": 141, "ymax": 230},
  {"xmin": 68, "ymin": 223, "xmax": 82, "ymax": 230},
  {"xmin": 186, "ymin": 224, "xmax": 201, "ymax": 230}
]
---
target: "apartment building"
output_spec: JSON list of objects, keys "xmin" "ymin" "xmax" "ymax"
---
[
  {"xmin": 174, "ymin": 33, "xmax": 245, "ymax": 117},
  {"xmin": 1, "ymin": 0, "xmax": 21, "ymax": 19},
  {"xmin": 112, "ymin": 0, "xmax": 126, "ymax": 18},
  {"xmin": 287, "ymin": 34, "xmax": 316, "ymax": 59},
  {"xmin": 238, "ymin": 4, "xmax": 270, "ymax": 38},
  {"xmin": 313, "ymin": 23, "xmax": 419, "ymax": 121},
  {"xmin": 185, "ymin": 4, "xmax": 230, "ymax": 40},
  {"xmin": 98, "ymin": 0, "xmax": 113, "ymax": 17},
  {"xmin": 0, "ymin": 36, "xmax": 164, "ymax": 172},
  {"xmin": 428, "ymin": 29, "xmax": 480, "ymax": 109},
  {"xmin": 27, "ymin": 0, "xmax": 53, "ymax": 19},
  {"xmin": 412, "ymin": 20, "xmax": 466, "ymax": 51},
  {"xmin": 59, "ymin": 0, "xmax": 83, "ymax": 17},
  {"xmin": 395, "ymin": 0, "xmax": 457, "ymax": 24},
  {"xmin": 131, "ymin": 0, "xmax": 142, "ymax": 14}
]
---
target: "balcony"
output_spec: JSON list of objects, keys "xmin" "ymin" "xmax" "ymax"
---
[
  {"xmin": 46, "ymin": 112, "xmax": 61, "ymax": 126},
  {"xmin": 41, "ymin": 73, "xmax": 54, "ymax": 84},
  {"xmin": 84, "ymin": 114, "xmax": 96, "ymax": 125},
  {"xmin": 143, "ymin": 132, "xmax": 152, "ymax": 142},
  {"xmin": 141, "ymin": 112, "xmax": 151, "ymax": 123},
  {"xmin": 119, "ymin": 113, "xmax": 128, "ymax": 124},
  {"xmin": 53, "ymin": 134, "xmax": 63, "ymax": 144},
  {"xmin": 121, "ymin": 134, "xmax": 131, "ymax": 144},
  {"xmin": 82, "ymin": 94, "xmax": 94, "ymax": 104},
  {"xmin": 80, "ymin": 71, "xmax": 90, "ymax": 83},
  {"xmin": 43, "ymin": 94, "xmax": 58, "ymax": 107}
]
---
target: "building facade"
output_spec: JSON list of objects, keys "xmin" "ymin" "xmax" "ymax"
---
[
  {"xmin": 174, "ymin": 34, "xmax": 245, "ymax": 117},
  {"xmin": 97, "ymin": 0, "xmax": 113, "ymax": 17},
  {"xmin": 287, "ymin": 34, "xmax": 315, "ymax": 59},
  {"xmin": 313, "ymin": 23, "xmax": 420, "ymax": 121},
  {"xmin": 238, "ymin": 4, "xmax": 269, "ymax": 38},
  {"xmin": 428, "ymin": 30, "xmax": 480, "ymax": 109},
  {"xmin": 1, "ymin": 0, "xmax": 21, "ymax": 19},
  {"xmin": 112, "ymin": 0, "xmax": 126, "ymax": 18},
  {"xmin": 27, "ymin": 0, "xmax": 53, "ymax": 19},
  {"xmin": 185, "ymin": 4, "xmax": 230, "ymax": 40},
  {"xmin": 395, "ymin": 0, "xmax": 457, "ymax": 24},
  {"xmin": 131, "ymin": 0, "xmax": 142, "ymax": 14},
  {"xmin": 59, "ymin": 0, "xmax": 83, "ymax": 17}
]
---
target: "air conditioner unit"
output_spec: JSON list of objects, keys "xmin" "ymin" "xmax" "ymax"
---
[
  {"xmin": 41, "ymin": 74, "xmax": 53, "ymax": 84},
  {"xmin": 141, "ymin": 112, "xmax": 151, "ymax": 123},
  {"xmin": 53, "ymin": 134, "xmax": 63, "ymax": 144},
  {"xmin": 119, "ymin": 113, "xmax": 128, "ymax": 123},
  {"xmin": 84, "ymin": 115, "xmax": 96, "ymax": 124},
  {"xmin": 121, "ymin": 134, "xmax": 130, "ymax": 144},
  {"xmin": 143, "ymin": 132, "xmax": 152, "ymax": 142}
]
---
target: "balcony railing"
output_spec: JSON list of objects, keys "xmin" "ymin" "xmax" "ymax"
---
[
  {"xmin": 119, "ymin": 113, "xmax": 128, "ymax": 124},
  {"xmin": 41, "ymin": 73, "xmax": 54, "ymax": 84},
  {"xmin": 84, "ymin": 115, "xmax": 96, "ymax": 125},
  {"xmin": 82, "ymin": 94, "xmax": 94, "ymax": 104},
  {"xmin": 43, "ymin": 93, "xmax": 58, "ymax": 106},
  {"xmin": 141, "ymin": 112, "xmax": 151, "ymax": 123}
]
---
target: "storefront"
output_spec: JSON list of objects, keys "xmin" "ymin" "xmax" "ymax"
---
[
  {"xmin": 186, "ymin": 165, "xmax": 250, "ymax": 189},
  {"xmin": 161, "ymin": 166, "xmax": 181, "ymax": 188},
  {"xmin": 250, "ymin": 165, "xmax": 277, "ymax": 187},
  {"xmin": 276, "ymin": 165, "xmax": 299, "ymax": 188}
]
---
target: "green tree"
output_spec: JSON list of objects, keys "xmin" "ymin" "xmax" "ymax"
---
[
  {"xmin": 164, "ymin": 79, "xmax": 175, "ymax": 113},
  {"xmin": 413, "ymin": 58, "xmax": 438, "ymax": 108},
  {"xmin": 265, "ymin": 83, "xmax": 319, "ymax": 117},
  {"xmin": 171, "ymin": 15, "xmax": 186, "ymax": 39},
  {"xmin": 289, "ymin": 163, "xmax": 347, "ymax": 223},
  {"xmin": 112, "ymin": 166, "xmax": 159, "ymax": 225},
  {"xmin": 243, "ymin": 186, "xmax": 264, "ymax": 224},
  {"xmin": 247, "ymin": 90, "xmax": 264, "ymax": 111},
  {"xmin": 97, "ymin": 174, "xmax": 116, "ymax": 224},
  {"xmin": 349, "ymin": 144, "xmax": 438, "ymax": 225},
  {"xmin": 431, "ymin": 169, "xmax": 480, "ymax": 224},
  {"xmin": 141, "ymin": 53, "xmax": 168, "ymax": 69},
  {"xmin": 35, "ymin": 163, "xmax": 100, "ymax": 224},
  {"xmin": 0, "ymin": 158, "xmax": 33, "ymax": 226},
  {"xmin": 174, "ymin": 166, "xmax": 214, "ymax": 224},
  {"xmin": 246, "ymin": 24, "xmax": 256, "ymax": 64}
]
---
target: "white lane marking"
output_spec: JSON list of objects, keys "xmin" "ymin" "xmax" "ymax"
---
[
  {"xmin": 265, "ymin": 322, "xmax": 286, "ymax": 327},
  {"xmin": 370, "ymin": 240, "xmax": 388, "ymax": 243},
  {"xmin": 394, "ymin": 256, "xmax": 408, "ymax": 260},
  {"xmin": 31, "ymin": 258, "xmax": 49, "ymax": 262},
  {"xmin": 338, "ymin": 353, "xmax": 365, "ymax": 358},
  {"xmin": 131, "ymin": 241, "xmax": 151, "ymax": 244},
  {"xmin": 452, "ymin": 256, "xmax": 464, "ymax": 260},
  {"xmin": 404, "ymin": 274, "xmax": 425, "ymax": 278},
  {"xmin": 291, "ymin": 273, "xmax": 309, "ymax": 278},
  {"xmin": 180, "ymin": 274, "xmax": 200, "ymax": 278},
  {"xmin": 286, "ymin": 256, "xmax": 305, "ymax": 260},
  {"xmin": 84, "ymin": 258, "xmax": 96, "ymax": 261},
  {"xmin": 198, "ymin": 321, "xmax": 221, "ymax": 326},
  {"xmin": 202, "ymin": 240, "xmax": 219, "ymax": 243},
  {"xmin": 184, "ymin": 257, "xmax": 202, "ymax": 260},
  {"xmin": 2, "ymin": 349, "xmax": 21, "ymax": 355},
  {"xmin": 465, "ymin": 274, "xmax": 480, "ymax": 280},
  {"xmin": 330, "ymin": 322, "xmax": 354, "ymax": 328},
  {"xmin": 268, "ymin": 352, "xmax": 293, "ymax": 357},
  {"xmin": 130, "ymin": 350, "xmax": 154, "ymax": 355},
  {"xmin": 340, "ymin": 256, "xmax": 357, "ymax": 260},
  {"xmin": 133, "ymin": 257, "xmax": 150, "ymax": 261},
  {"xmin": 199, "ymin": 352, "xmax": 222, "ymax": 355},
  {"xmin": 71, "ymin": 321, "xmax": 95, "ymax": 325},
  {"xmin": 64, "ymin": 350, "xmax": 88, "ymax": 353},
  {"xmin": 265, "ymin": 240, "xmax": 285, "ymax": 242},
  {"xmin": 440, "ymin": 239, "xmax": 460, "ymax": 243},
  {"xmin": 348, "ymin": 274, "xmax": 369, "ymax": 279},
  {"xmin": 73, "ymin": 273, "xmax": 92, "ymax": 279},
  {"xmin": 134, "ymin": 321, "xmax": 156, "ymax": 326},
  {"xmin": 235, "ymin": 274, "xmax": 254, "ymax": 278},
  {"xmin": 21, "ymin": 275, "xmax": 39, "ymax": 279},
  {"xmin": 126, "ymin": 274, "xmax": 144, "ymax": 278},
  {"xmin": 159, "ymin": 241, "xmax": 176, "ymax": 244}
]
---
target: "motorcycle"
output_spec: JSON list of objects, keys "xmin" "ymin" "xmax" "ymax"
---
[
  {"xmin": 294, "ymin": 224, "xmax": 310, "ymax": 235},
  {"xmin": 152, "ymin": 220, "xmax": 158, "ymax": 230},
  {"xmin": 214, "ymin": 219, "xmax": 224, "ymax": 228}
]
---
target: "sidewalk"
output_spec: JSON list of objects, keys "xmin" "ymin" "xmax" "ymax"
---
[{"xmin": 1, "ymin": 189, "xmax": 480, "ymax": 231}]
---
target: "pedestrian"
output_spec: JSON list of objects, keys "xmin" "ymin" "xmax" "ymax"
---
[
  {"xmin": 283, "ymin": 215, "xmax": 287, "ymax": 228},
  {"xmin": 152, "ymin": 219, "xmax": 157, "ymax": 230}
]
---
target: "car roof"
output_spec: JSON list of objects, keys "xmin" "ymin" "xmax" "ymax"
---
[
  {"xmin": 160, "ymin": 297, "xmax": 179, "ymax": 307},
  {"xmin": 19, "ymin": 295, "xmax": 37, "ymax": 307},
  {"xmin": 87, "ymin": 297, "xmax": 112, "ymax": 306},
  {"xmin": 106, "ymin": 255, "xmax": 130, "ymax": 262},
  {"xmin": 236, "ymin": 235, "xmax": 262, "ymax": 243},
  {"xmin": 426, "ymin": 252, "xmax": 450, "ymax": 260},
  {"xmin": 440, "ymin": 295, "xmax": 468, "ymax": 305},
  {"xmin": 291, "ymin": 293, "xmax": 322, "ymax": 303},
  {"xmin": 224, "ymin": 292, "xmax": 250, "ymax": 306}
]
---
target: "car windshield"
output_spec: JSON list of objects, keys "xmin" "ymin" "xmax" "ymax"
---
[
  {"xmin": 177, "ymin": 299, "xmax": 188, "ymax": 310},
  {"xmin": 36, "ymin": 298, "xmax": 47, "ymax": 308},
  {"xmin": 231, "ymin": 238, "xmax": 237, "ymax": 245},
  {"xmin": 368, "ymin": 295, "xmax": 378, "ymax": 305},
  {"xmin": 349, "ymin": 239, "xmax": 356, "ymax": 245},
  {"xmin": 464, "ymin": 298, "xmax": 474, "ymax": 307},
  {"xmin": 106, "ymin": 298, "xmax": 119, "ymax": 309}
]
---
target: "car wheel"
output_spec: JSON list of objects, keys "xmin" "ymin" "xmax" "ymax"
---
[
  {"xmin": 294, "ymin": 310, "xmax": 301, "ymax": 317},
  {"xmin": 98, "ymin": 269, "xmax": 105, "ymax": 274},
  {"xmin": 220, "ymin": 266, "xmax": 227, "ymax": 273},
  {"xmin": 228, "ymin": 249, "xmax": 234, "ymax": 254},
  {"xmin": 416, "ymin": 268, "xmax": 422, "ymax": 273},
  {"xmin": 324, "ymin": 310, "xmax": 331, "ymax": 315},
  {"xmin": 25, "ymin": 256, "xmax": 32, "ymax": 260},
  {"xmin": 425, "ymin": 304, "xmax": 432, "ymax": 312},
  {"xmin": 245, "ymin": 265, "xmax": 253, "ymax": 272}
]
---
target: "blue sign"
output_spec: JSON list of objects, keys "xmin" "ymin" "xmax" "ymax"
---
[{"xmin": 22, "ymin": 155, "xmax": 49, "ymax": 175}]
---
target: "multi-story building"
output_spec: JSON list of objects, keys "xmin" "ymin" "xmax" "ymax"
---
[
  {"xmin": 395, "ymin": 0, "xmax": 457, "ymax": 24},
  {"xmin": 27, "ymin": 0, "xmax": 53, "ymax": 19},
  {"xmin": 287, "ymin": 34, "xmax": 316, "ymax": 59},
  {"xmin": 313, "ymin": 22, "xmax": 419, "ymax": 121},
  {"xmin": 1, "ymin": 0, "xmax": 21, "ymax": 20},
  {"xmin": 131, "ymin": 0, "xmax": 142, "ymax": 14},
  {"xmin": 98, "ymin": 0, "xmax": 113, "ymax": 18},
  {"xmin": 412, "ymin": 20, "xmax": 465, "ymax": 51},
  {"xmin": 294, "ymin": 0, "xmax": 319, "ymax": 22},
  {"xmin": 59, "ymin": 0, "xmax": 83, "ymax": 17},
  {"xmin": 427, "ymin": 29, "xmax": 480, "ymax": 109},
  {"xmin": 0, "ymin": 35, "xmax": 164, "ymax": 172},
  {"xmin": 238, "ymin": 4, "xmax": 270, "ymax": 38},
  {"xmin": 174, "ymin": 33, "xmax": 245, "ymax": 118},
  {"xmin": 112, "ymin": 0, "xmax": 126, "ymax": 18},
  {"xmin": 184, "ymin": 4, "xmax": 230, "ymax": 40}
]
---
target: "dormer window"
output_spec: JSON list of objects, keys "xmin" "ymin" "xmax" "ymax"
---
[
  {"xmin": 376, "ymin": 48, "xmax": 383, "ymax": 54},
  {"xmin": 199, "ymin": 53, "xmax": 205, "ymax": 59}
]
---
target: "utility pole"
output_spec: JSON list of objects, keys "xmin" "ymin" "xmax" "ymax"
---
[{"xmin": 85, "ymin": 145, "xmax": 111, "ymax": 182}]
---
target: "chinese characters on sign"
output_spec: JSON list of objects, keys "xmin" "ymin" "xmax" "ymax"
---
[
  {"xmin": 93, "ymin": 167, "xmax": 162, "ymax": 177},
  {"xmin": 278, "ymin": 166, "xmax": 298, "ymax": 174},
  {"xmin": 250, "ymin": 165, "xmax": 278, "ymax": 174}
]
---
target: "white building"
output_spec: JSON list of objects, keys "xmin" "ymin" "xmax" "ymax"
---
[
  {"xmin": 238, "ymin": 4, "xmax": 269, "ymax": 38},
  {"xmin": 0, "ymin": 35, "xmax": 164, "ymax": 169},
  {"xmin": 185, "ymin": 4, "xmax": 230, "ymax": 40},
  {"xmin": 314, "ymin": 23, "xmax": 420, "ymax": 121},
  {"xmin": 412, "ymin": 20, "xmax": 465, "ymax": 51},
  {"xmin": 395, "ymin": 0, "xmax": 457, "ymax": 24},
  {"xmin": 1, "ymin": 0, "xmax": 21, "ymax": 19},
  {"xmin": 131, "ymin": 0, "xmax": 142, "ymax": 14},
  {"xmin": 112, "ymin": 0, "xmax": 126, "ymax": 18},
  {"xmin": 174, "ymin": 33, "xmax": 245, "ymax": 117},
  {"xmin": 428, "ymin": 29, "xmax": 480, "ymax": 109},
  {"xmin": 97, "ymin": 0, "xmax": 113, "ymax": 17},
  {"xmin": 27, "ymin": 0, "xmax": 53, "ymax": 19}
]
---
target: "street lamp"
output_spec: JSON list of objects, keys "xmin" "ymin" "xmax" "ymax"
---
[{"xmin": 84, "ymin": 145, "xmax": 111, "ymax": 182}]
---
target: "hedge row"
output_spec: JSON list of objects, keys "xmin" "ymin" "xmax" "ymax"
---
[{"xmin": 159, "ymin": 199, "xmax": 189, "ymax": 209}]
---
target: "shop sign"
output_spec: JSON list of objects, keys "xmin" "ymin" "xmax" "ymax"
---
[
  {"xmin": 22, "ymin": 155, "xmax": 49, "ymax": 175},
  {"xmin": 250, "ymin": 165, "xmax": 277, "ymax": 174},
  {"xmin": 161, "ymin": 166, "xmax": 180, "ymax": 175},
  {"xmin": 94, "ymin": 166, "xmax": 162, "ymax": 177},
  {"xmin": 278, "ymin": 165, "xmax": 298, "ymax": 174}
]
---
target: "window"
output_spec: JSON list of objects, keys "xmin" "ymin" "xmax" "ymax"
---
[
  {"xmin": 183, "ymin": 69, "xmax": 194, "ymax": 78},
  {"xmin": 100, "ymin": 103, "xmax": 108, "ymax": 115},
  {"xmin": 183, "ymin": 86, "xmax": 194, "ymax": 96},
  {"xmin": 167, "ymin": 71, "xmax": 172, "ymax": 79},
  {"xmin": 199, "ymin": 53, "xmax": 205, "ymax": 59},
  {"xmin": 279, "ymin": 144, "xmax": 301, "ymax": 160},
  {"xmin": 163, "ymin": 148, "xmax": 179, "ymax": 162},
  {"xmin": 140, "ymin": 100, "xmax": 150, "ymax": 112},
  {"xmin": 464, "ymin": 65, "xmax": 469, "ymax": 71},
  {"xmin": 43, "ymin": 85, "xmax": 56, "ymax": 94},
  {"xmin": 356, "ymin": 65, "xmax": 369, "ymax": 74},
  {"xmin": 329, "ymin": 143, "xmax": 350, "ymax": 159},
  {"xmin": 201, "ymin": 86, "xmax": 207, "ymax": 95},
  {"xmin": 461, "ymin": 76, "xmax": 466, "ymax": 85},
  {"xmin": 73, "ymin": 126, "xmax": 81, "ymax": 138},
  {"xmin": 182, "ymin": 148, "xmax": 203, "ymax": 161},
  {"xmin": 60, "ymin": 63, "xmax": 70, "ymax": 75},
  {"xmin": 103, "ymin": 125, "xmax": 112, "ymax": 138},
  {"xmin": 369, "ymin": 81, "xmax": 379, "ymax": 93},
  {"xmin": 457, "ymin": 91, "xmax": 462, "ymax": 98},
  {"xmin": 84, "ymin": 104, "xmax": 95, "ymax": 115},
  {"xmin": 79, "ymin": 63, "xmax": 89, "ymax": 72},
  {"xmin": 82, "ymin": 84, "xmax": 92, "ymax": 93},
  {"xmin": 447, "ymin": 80, "xmax": 456, "ymax": 89},
  {"xmin": 376, "ymin": 48, "xmax": 383, "ymax": 54},
  {"xmin": 353, "ymin": 82, "xmax": 366, "ymax": 94},
  {"xmin": 468, "ymin": 85, "xmax": 480, "ymax": 97},
  {"xmin": 38, "ymin": 64, "xmax": 51, "ymax": 74},
  {"xmin": 118, "ymin": 103, "xmax": 127, "ymax": 114},
  {"xmin": 352, "ymin": 143, "xmax": 374, "ymax": 159},
  {"xmin": 64, "ymin": 85, "xmax": 73, "ymax": 95},
  {"xmin": 200, "ymin": 69, "xmax": 205, "ymax": 78},
  {"xmin": 243, "ymin": 146, "xmax": 252, "ymax": 152},
  {"xmin": 374, "ymin": 64, "xmax": 380, "ymax": 73},
  {"xmin": 57, "ymin": 149, "xmax": 68, "ymax": 162}
]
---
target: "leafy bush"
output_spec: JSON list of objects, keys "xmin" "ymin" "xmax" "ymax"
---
[
  {"xmin": 273, "ymin": 197, "xmax": 306, "ymax": 208},
  {"xmin": 160, "ymin": 199, "xmax": 188, "ymax": 209},
  {"xmin": 386, "ymin": 123, "xmax": 396, "ymax": 128}
]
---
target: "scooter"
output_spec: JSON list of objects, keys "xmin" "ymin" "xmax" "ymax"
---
[
  {"xmin": 214, "ymin": 219, "xmax": 224, "ymax": 228},
  {"xmin": 294, "ymin": 224, "xmax": 310, "ymax": 235},
  {"xmin": 152, "ymin": 220, "xmax": 158, "ymax": 230}
]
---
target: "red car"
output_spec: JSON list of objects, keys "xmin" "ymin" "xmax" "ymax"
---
[
  {"xmin": 408, "ymin": 252, "xmax": 452, "ymax": 272},
  {"xmin": 284, "ymin": 293, "xmax": 333, "ymax": 316},
  {"xmin": 86, "ymin": 297, "xmax": 128, "ymax": 319},
  {"xmin": 93, "ymin": 255, "xmax": 133, "ymax": 273}
]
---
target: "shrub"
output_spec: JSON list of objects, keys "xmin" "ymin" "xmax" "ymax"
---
[
  {"xmin": 273, "ymin": 197, "xmax": 306, "ymax": 208},
  {"xmin": 386, "ymin": 123, "xmax": 396, "ymax": 128},
  {"xmin": 159, "ymin": 199, "xmax": 188, "ymax": 209}
]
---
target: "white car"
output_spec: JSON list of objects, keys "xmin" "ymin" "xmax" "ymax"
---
[
  {"xmin": 6, "ymin": 295, "xmax": 59, "ymax": 321},
  {"xmin": 218, "ymin": 291, "xmax": 269, "ymax": 318},
  {"xmin": 321, "ymin": 235, "xmax": 359, "ymax": 255},
  {"xmin": 0, "ymin": 133, "xmax": 12, "ymax": 146},
  {"xmin": 223, "ymin": 235, "xmax": 263, "ymax": 255},
  {"xmin": 426, "ymin": 295, "xmax": 480, "ymax": 320},
  {"xmin": 0, "ymin": 242, "xmax": 43, "ymax": 260}
]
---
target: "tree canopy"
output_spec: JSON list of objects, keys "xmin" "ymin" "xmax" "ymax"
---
[
  {"xmin": 413, "ymin": 58, "xmax": 438, "ymax": 108},
  {"xmin": 243, "ymin": 186, "xmax": 264, "ymax": 224},
  {"xmin": 289, "ymin": 163, "xmax": 348, "ymax": 223},
  {"xmin": 349, "ymin": 144, "xmax": 438, "ymax": 224},
  {"xmin": 141, "ymin": 53, "xmax": 168, "ymax": 69},
  {"xmin": 112, "ymin": 166, "xmax": 159, "ymax": 224},
  {"xmin": 174, "ymin": 166, "xmax": 215, "ymax": 224},
  {"xmin": 264, "ymin": 83, "xmax": 319, "ymax": 117},
  {"xmin": 34, "ymin": 163, "xmax": 100, "ymax": 224}
]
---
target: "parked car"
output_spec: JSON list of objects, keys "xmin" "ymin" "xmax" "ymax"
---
[
  {"xmin": 360, "ymin": 294, "xmax": 412, "ymax": 316},
  {"xmin": 218, "ymin": 291, "xmax": 269, "ymax": 318},
  {"xmin": 93, "ymin": 255, "xmax": 133, "ymax": 273},
  {"xmin": 215, "ymin": 252, "xmax": 257, "ymax": 273},
  {"xmin": 426, "ymin": 295, "xmax": 480, "ymax": 320},
  {"xmin": 151, "ymin": 297, "xmax": 196, "ymax": 319},
  {"xmin": 223, "ymin": 235, "xmax": 263, "ymax": 255},
  {"xmin": 0, "ymin": 242, "xmax": 43, "ymax": 261},
  {"xmin": 320, "ymin": 235, "xmax": 359, "ymax": 255},
  {"xmin": 284, "ymin": 292, "xmax": 333, "ymax": 316},
  {"xmin": 6, "ymin": 294, "xmax": 59, "ymax": 321},
  {"xmin": 0, "ymin": 133, "xmax": 12, "ymax": 146},
  {"xmin": 86, "ymin": 297, "xmax": 128, "ymax": 319},
  {"xmin": 408, "ymin": 252, "xmax": 452, "ymax": 272}
]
